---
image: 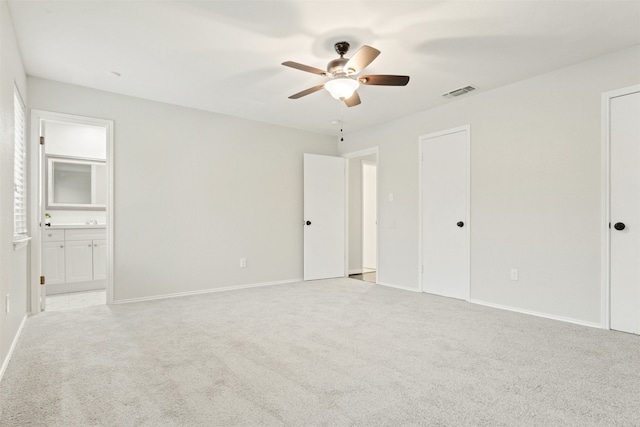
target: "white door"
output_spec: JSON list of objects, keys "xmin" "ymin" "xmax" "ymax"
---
[
  {"xmin": 92, "ymin": 240, "xmax": 107, "ymax": 280},
  {"xmin": 304, "ymin": 153, "xmax": 345, "ymax": 280},
  {"xmin": 362, "ymin": 161, "xmax": 377, "ymax": 271},
  {"xmin": 65, "ymin": 240, "xmax": 94, "ymax": 283},
  {"xmin": 43, "ymin": 242, "xmax": 65, "ymax": 285},
  {"xmin": 610, "ymin": 90, "xmax": 640, "ymax": 335},
  {"xmin": 420, "ymin": 127, "xmax": 469, "ymax": 300}
]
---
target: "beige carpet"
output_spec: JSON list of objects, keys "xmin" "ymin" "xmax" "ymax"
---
[{"xmin": 1, "ymin": 278, "xmax": 639, "ymax": 426}]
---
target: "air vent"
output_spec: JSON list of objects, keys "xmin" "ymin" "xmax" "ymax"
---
[{"xmin": 443, "ymin": 85, "xmax": 476, "ymax": 98}]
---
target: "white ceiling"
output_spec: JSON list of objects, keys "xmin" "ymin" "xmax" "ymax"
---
[{"xmin": 8, "ymin": 1, "xmax": 640, "ymax": 136}]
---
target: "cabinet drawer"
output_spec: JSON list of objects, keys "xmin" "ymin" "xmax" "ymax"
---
[
  {"xmin": 43, "ymin": 229, "xmax": 65, "ymax": 242},
  {"xmin": 65, "ymin": 228, "xmax": 106, "ymax": 241}
]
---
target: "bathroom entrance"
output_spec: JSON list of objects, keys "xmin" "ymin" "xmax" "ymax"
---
[
  {"xmin": 344, "ymin": 149, "xmax": 378, "ymax": 284},
  {"xmin": 31, "ymin": 111, "xmax": 114, "ymax": 312}
]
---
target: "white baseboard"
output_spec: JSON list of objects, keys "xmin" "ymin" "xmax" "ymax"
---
[
  {"xmin": 377, "ymin": 281, "xmax": 420, "ymax": 292},
  {"xmin": 113, "ymin": 278, "xmax": 303, "ymax": 305},
  {"xmin": 0, "ymin": 315, "xmax": 27, "ymax": 383},
  {"xmin": 468, "ymin": 298, "xmax": 603, "ymax": 329},
  {"xmin": 46, "ymin": 280, "xmax": 106, "ymax": 295},
  {"xmin": 348, "ymin": 269, "xmax": 363, "ymax": 275}
]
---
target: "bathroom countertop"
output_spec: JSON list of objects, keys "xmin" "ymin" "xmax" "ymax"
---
[{"xmin": 48, "ymin": 224, "xmax": 106, "ymax": 229}]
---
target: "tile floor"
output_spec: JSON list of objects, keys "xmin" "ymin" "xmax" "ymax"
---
[
  {"xmin": 45, "ymin": 290, "xmax": 106, "ymax": 312},
  {"xmin": 349, "ymin": 271, "xmax": 376, "ymax": 283}
]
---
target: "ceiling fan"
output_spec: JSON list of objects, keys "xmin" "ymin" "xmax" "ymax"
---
[{"xmin": 282, "ymin": 41, "xmax": 410, "ymax": 107}]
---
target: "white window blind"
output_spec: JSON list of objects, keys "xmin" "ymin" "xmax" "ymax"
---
[{"xmin": 14, "ymin": 88, "xmax": 27, "ymax": 239}]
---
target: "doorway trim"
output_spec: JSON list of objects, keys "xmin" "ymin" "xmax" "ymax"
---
[
  {"xmin": 342, "ymin": 147, "xmax": 379, "ymax": 283},
  {"xmin": 601, "ymin": 84, "xmax": 640, "ymax": 330},
  {"xmin": 418, "ymin": 125, "xmax": 471, "ymax": 297},
  {"xmin": 29, "ymin": 110, "xmax": 115, "ymax": 314}
]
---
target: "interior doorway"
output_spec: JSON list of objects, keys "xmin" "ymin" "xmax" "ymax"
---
[
  {"xmin": 30, "ymin": 111, "xmax": 114, "ymax": 313},
  {"xmin": 344, "ymin": 149, "xmax": 378, "ymax": 284}
]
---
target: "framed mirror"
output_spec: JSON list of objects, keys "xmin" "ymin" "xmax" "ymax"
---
[{"xmin": 46, "ymin": 156, "xmax": 107, "ymax": 210}]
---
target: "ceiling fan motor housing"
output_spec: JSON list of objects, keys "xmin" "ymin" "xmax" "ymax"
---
[{"xmin": 327, "ymin": 58, "xmax": 350, "ymax": 76}]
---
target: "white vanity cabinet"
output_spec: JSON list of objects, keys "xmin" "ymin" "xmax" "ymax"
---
[
  {"xmin": 43, "ymin": 230, "xmax": 66, "ymax": 285},
  {"xmin": 92, "ymin": 240, "xmax": 107, "ymax": 280},
  {"xmin": 43, "ymin": 227, "xmax": 106, "ymax": 294},
  {"xmin": 65, "ymin": 240, "xmax": 95, "ymax": 283}
]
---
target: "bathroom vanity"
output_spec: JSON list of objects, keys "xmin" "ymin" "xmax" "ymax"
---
[{"xmin": 43, "ymin": 225, "xmax": 106, "ymax": 295}]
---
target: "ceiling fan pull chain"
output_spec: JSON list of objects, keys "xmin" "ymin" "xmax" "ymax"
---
[{"xmin": 340, "ymin": 105, "xmax": 345, "ymax": 142}]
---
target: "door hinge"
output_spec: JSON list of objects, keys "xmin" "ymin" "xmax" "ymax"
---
[
  {"xmin": 39, "ymin": 136, "xmax": 45, "ymax": 145},
  {"xmin": 40, "ymin": 276, "xmax": 45, "ymax": 285}
]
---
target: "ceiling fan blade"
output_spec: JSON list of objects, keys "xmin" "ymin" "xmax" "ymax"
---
[
  {"xmin": 344, "ymin": 45, "xmax": 380, "ymax": 74},
  {"xmin": 359, "ymin": 75, "xmax": 410, "ymax": 86},
  {"xmin": 288, "ymin": 84, "xmax": 326, "ymax": 99},
  {"xmin": 282, "ymin": 61, "xmax": 327, "ymax": 76},
  {"xmin": 344, "ymin": 91, "xmax": 361, "ymax": 107}
]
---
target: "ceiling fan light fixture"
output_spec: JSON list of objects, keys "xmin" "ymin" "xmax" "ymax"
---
[{"xmin": 324, "ymin": 77, "xmax": 359, "ymax": 100}]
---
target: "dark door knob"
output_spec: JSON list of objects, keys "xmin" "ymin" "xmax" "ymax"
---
[
  {"xmin": 614, "ymin": 222, "xmax": 626, "ymax": 231},
  {"xmin": 457, "ymin": 221, "xmax": 464, "ymax": 228},
  {"xmin": 305, "ymin": 220, "xmax": 312, "ymax": 226}
]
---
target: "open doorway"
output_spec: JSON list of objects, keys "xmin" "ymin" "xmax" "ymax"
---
[
  {"xmin": 344, "ymin": 149, "xmax": 378, "ymax": 284},
  {"xmin": 30, "ymin": 111, "xmax": 113, "ymax": 313}
]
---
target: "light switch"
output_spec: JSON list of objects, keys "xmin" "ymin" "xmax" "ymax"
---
[{"xmin": 389, "ymin": 193, "xmax": 394, "ymax": 202}]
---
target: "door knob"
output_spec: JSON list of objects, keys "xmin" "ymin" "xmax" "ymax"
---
[
  {"xmin": 614, "ymin": 222, "xmax": 626, "ymax": 231},
  {"xmin": 305, "ymin": 220, "xmax": 312, "ymax": 226},
  {"xmin": 457, "ymin": 221, "xmax": 464, "ymax": 228}
]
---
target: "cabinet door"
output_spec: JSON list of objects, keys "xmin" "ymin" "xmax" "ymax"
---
[
  {"xmin": 65, "ymin": 240, "xmax": 94, "ymax": 283},
  {"xmin": 44, "ymin": 241, "xmax": 65, "ymax": 285},
  {"xmin": 92, "ymin": 239, "xmax": 107, "ymax": 280}
]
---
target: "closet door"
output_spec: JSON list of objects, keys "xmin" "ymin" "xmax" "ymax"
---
[
  {"xmin": 610, "ymin": 90, "xmax": 640, "ymax": 335},
  {"xmin": 420, "ymin": 127, "xmax": 470, "ymax": 300},
  {"xmin": 303, "ymin": 153, "xmax": 345, "ymax": 280}
]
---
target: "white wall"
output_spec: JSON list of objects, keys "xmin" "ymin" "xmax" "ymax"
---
[
  {"xmin": 28, "ymin": 77, "xmax": 337, "ymax": 301},
  {"xmin": 0, "ymin": 0, "xmax": 28, "ymax": 375},
  {"xmin": 339, "ymin": 45, "xmax": 640, "ymax": 325},
  {"xmin": 45, "ymin": 121, "xmax": 106, "ymax": 159}
]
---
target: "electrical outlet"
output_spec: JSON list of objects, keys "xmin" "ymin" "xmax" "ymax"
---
[
  {"xmin": 510, "ymin": 269, "xmax": 519, "ymax": 281},
  {"xmin": 5, "ymin": 294, "xmax": 9, "ymax": 314},
  {"xmin": 240, "ymin": 258, "xmax": 247, "ymax": 268}
]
